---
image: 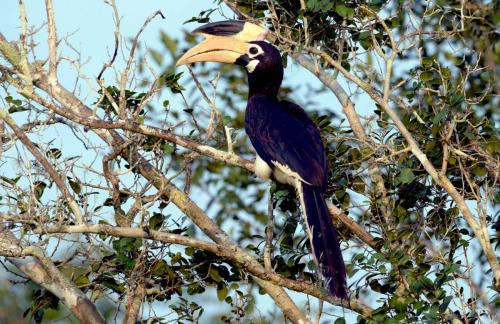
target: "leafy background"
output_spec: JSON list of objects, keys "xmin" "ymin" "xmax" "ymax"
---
[{"xmin": 0, "ymin": 0, "xmax": 498, "ymax": 323}]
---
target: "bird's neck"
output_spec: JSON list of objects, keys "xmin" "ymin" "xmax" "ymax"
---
[{"xmin": 247, "ymin": 67, "xmax": 283, "ymax": 98}]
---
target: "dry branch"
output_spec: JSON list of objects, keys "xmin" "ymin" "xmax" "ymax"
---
[{"xmin": 0, "ymin": 222, "xmax": 105, "ymax": 323}]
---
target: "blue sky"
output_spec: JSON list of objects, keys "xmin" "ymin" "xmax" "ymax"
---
[
  {"xmin": 1, "ymin": 1, "xmax": 495, "ymax": 322},
  {"xmin": 1, "ymin": 0, "xmax": 371, "ymax": 116}
]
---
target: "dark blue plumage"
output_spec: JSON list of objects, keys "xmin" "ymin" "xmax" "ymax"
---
[
  {"xmin": 241, "ymin": 41, "xmax": 348, "ymax": 298},
  {"xmin": 300, "ymin": 185, "xmax": 347, "ymax": 299},
  {"xmin": 177, "ymin": 24, "xmax": 347, "ymax": 298},
  {"xmin": 245, "ymin": 95, "xmax": 326, "ymax": 187}
]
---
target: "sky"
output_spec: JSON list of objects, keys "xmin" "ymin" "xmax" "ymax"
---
[
  {"xmin": 1, "ymin": 1, "xmax": 495, "ymax": 323},
  {"xmin": 0, "ymin": 0, "xmax": 367, "ymax": 322},
  {"xmin": 4, "ymin": 1, "xmax": 500, "ymax": 322}
]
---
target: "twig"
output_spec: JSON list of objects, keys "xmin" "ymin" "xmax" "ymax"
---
[
  {"xmin": 0, "ymin": 108, "xmax": 85, "ymax": 224},
  {"xmin": 264, "ymin": 187, "xmax": 275, "ymax": 271},
  {"xmin": 118, "ymin": 10, "xmax": 165, "ymax": 118},
  {"xmin": 299, "ymin": 0, "xmax": 310, "ymax": 47},
  {"xmin": 327, "ymin": 201, "xmax": 376, "ymax": 249},
  {"xmin": 18, "ymin": 0, "xmax": 33, "ymax": 93},
  {"xmin": 187, "ymin": 66, "xmax": 222, "ymax": 143},
  {"xmin": 97, "ymin": 0, "xmax": 120, "ymax": 80},
  {"xmin": 44, "ymin": 0, "xmax": 58, "ymax": 80}
]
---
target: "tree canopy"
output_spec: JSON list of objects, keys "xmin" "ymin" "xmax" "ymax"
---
[{"xmin": 0, "ymin": 0, "xmax": 498, "ymax": 323}]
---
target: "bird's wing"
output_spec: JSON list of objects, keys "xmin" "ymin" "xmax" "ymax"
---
[{"xmin": 245, "ymin": 95, "xmax": 327, "ymax": 187}]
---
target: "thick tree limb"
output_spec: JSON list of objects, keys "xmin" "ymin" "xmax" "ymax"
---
[
  {"xmin": 44, "ymin": 0, "xmax": 57, "ymax": 80},
  {"xmin": 0, "ymin": 223, "xmax": 105, "ymax": 323},
  {"xmin": 0, "ymin": 220, "xmax": 373, "ymax": 317}
]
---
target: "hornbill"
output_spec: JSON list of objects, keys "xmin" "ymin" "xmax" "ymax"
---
[{"xmin": 176, "ymin": 20, "xmax": 347, "ymax": 298}]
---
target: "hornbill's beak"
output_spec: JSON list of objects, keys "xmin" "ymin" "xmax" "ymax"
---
[{"xmin": 176, "ymin": 20, "xmax": 268, "ymax": 66}]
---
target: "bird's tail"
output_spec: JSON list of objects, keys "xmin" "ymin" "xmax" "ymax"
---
[{"xmin": 298, "ymin": 183, "xmax": 347, "ymax": 299}]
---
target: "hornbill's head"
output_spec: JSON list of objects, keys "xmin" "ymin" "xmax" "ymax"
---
[
  {"xmin": 176, "ymin": 21, "xmax": 283, "ymax": 78},
  {"xmin": 177, "ymin": 20, "xmax": 283, "ymax": 97}
]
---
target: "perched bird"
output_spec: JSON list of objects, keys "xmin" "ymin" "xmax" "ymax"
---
[{"xmin": 177, "ymin": 20, "xmax": 347, "ymax": 298}]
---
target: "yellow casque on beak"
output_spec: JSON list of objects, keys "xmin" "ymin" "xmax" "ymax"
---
[{"xmin": 176, "ymin": 21, "xmax": 268, "ymax": 67}]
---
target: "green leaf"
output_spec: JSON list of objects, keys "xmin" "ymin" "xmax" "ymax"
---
[
  {"xmin": 8, "ymin": 105, "xmax": 29, "ymax": 113},
  {"xmin": 450, "ymin": 93, "xmax": 465, "ymax": 107},
  {"xmin": 33, "ymin": 181, "xmax": 47, "ymax": 201},
  {"xmin": 492, "ymin": 13, "xmax": 500, "ymax": 24},
  {"xmin": 46, "ymin": 148, "xmax": 62, "ymax": 159},
  {"xmin": 152, "ymin": 260, "xmax": 169, "ymax": 276},
  {"xmin": 160, "ymin": 32, "xmax": 178, "ymax": 57},
  {"xmin": 335, "ymin": 4, "xmax": 353, "ymax": 17},
  {"xmin": 440, "ymin": 295, "xmax": 453, "ymax": 312},
  {"xmin": 352, "ymin": 176, "xmax": 365, "ymax": 192},
  {"xmin": 0, "ymin": 175, "xmax": 21, "ymax": 185},
  {"xmin": 171, "ymin": 252, "xmax": 182, "ymax": 264},
  {"xmin": 185, "ymin": 247, "xmax": 194, "ymax": 256},
  {"xmin": 420, "ymin": 71, "xmax": 434, "ymax": 81},
  {"xmin": 398, "ymin": 168, "xmax": 415, "ymax": 184},
  {"xmin": 441, "ymin": 67, "xmax": 451, "ymax": 80},
  {"xmin": 149, "ymin": 213, "xmax": 165, "ymax": 230},
  {"xmin": 74, "ymin": 275, "xmax": 90, "ymax": 287},
  {"xmin": 420, "ymin": 276, "xmax": 434, "ymax": 289},
  {"xmin": 432, "ymin": 108, "xmax": 448, "ymax": 124},
  {"xmin": 222, "ymin": 115, "xmax": 232, "ymax": 126},
  {"xmin": 209, "ymin": 267, "xmax": 222, "ymax": 282},
  {"xmin": 307, "ymin": 0, "xmax": 333, "ymax": 12},
  {"xmin": 164, "ymin": 72, "xmax": 185, "ymax": 94},
  {"xmin": 0, "ymin": 176, "xmax": 21, "ymax": 186},
  {"xmin": 216, "ymin": 283, "xmax": 228, "ymax": 301},
  {"xmin": 68, "ymin": 178, "xmax": 81, "ymax": 194},
  {"xmin": 161, "ymin": 143, "xmax": 175, "ymax": 154},
  {"xmin": 150, "ymin": 49, "xmax": 163, "ymax": 65},
  {"xmin": 472, "ymin": 166, "xmax": 487, "ymax": 177}
]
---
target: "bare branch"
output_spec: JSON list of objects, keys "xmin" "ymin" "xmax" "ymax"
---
[
  {"xmin": 97, "ymin": 0, "xmax": 120, "ymax": 81},
  {"xmin": 44, "ymin": 0, "xmax": 58, "ymax": 80},
  {"xmin": 0, "ymin": 108, "xmax": 85, "ymax": 224},
  {"xmin": 0, "ymin": 223, "xmax": 105, "ymax": 323},
  {"xmin": 0, "ymin": 218, "xmax": 373, "ymax": 317}
]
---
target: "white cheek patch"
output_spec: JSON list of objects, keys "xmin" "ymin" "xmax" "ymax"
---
[{"xmin": 246, "ymin": 59, "xmax": 259, "ymax": 73}]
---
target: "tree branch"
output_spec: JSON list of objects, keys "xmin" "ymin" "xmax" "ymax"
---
[
  {"xmin": 0, "ymin": 217, "xmax": 374, "ymax": 317},
  {"xmin": 44, "ymin": 0, "xmax": 58, "ymax": 80},
  {"xmin": 0, "ymin": 222, "xmax": 105, "ymax": 323},
  {"xmin": 0, "ymin": 108, "xmax": 85, "ymax": 224}
]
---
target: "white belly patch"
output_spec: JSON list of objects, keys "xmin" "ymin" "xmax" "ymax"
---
[
  {"xmin": 254, "ymin": 155, "xmax": 309, "ymax": 187},
  {"xmin": 255, "ymin": 155, "xmax": 272, "ymax": 180}
]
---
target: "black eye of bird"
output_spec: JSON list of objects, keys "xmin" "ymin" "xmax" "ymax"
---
[{"xmin": 249, "ymin": 47, "xmax": 259, "ymax": 55}]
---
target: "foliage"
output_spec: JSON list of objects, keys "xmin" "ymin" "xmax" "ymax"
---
[{"xmin": 0, "ymin": 0, "xmax": 498, "ymax": 323}]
